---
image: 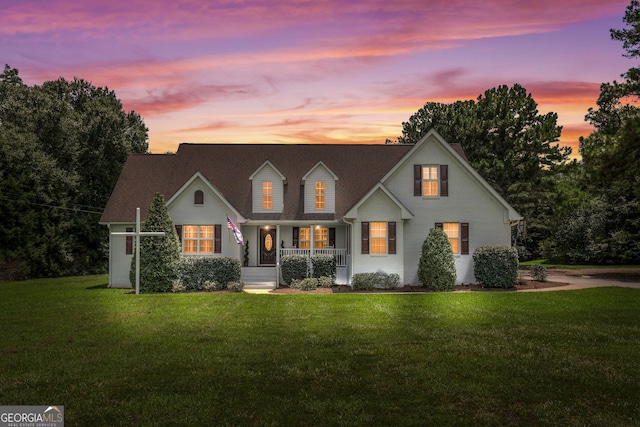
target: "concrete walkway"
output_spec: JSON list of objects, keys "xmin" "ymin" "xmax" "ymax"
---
[{"xmin": 519, "ymin": 270, "xmax": 640, "ymax": 292}]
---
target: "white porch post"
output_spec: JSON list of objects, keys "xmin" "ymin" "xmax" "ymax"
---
[{"xmin": 310, "ymin": 225, "xmax": 315, "ymax": 256}]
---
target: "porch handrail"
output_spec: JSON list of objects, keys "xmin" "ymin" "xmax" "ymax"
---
[{"xmin": 280, "ymin": 248, "xmax": 347, "ymax": 267}]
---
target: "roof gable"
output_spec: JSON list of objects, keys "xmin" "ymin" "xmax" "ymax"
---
[
  {"xmin": 302, "ymin": 161, "xmax": 339, "ymax": 181},
  {"xmin": 249, "ymin": 160, "xmax": 287, "ymax": 181}
]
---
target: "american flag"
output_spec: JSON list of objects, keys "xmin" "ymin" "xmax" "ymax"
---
[{"xmin": 227, "ymin": 216, "xmax": 244, "ymax": 245}]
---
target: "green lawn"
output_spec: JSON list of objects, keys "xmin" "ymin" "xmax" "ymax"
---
[{"xmin": 1, "ymin": 276, "xmax": 639, "ymax": 426}]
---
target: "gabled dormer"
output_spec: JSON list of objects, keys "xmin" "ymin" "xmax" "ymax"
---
[
  {"xmin": 249, "ymin": 161, "xmax": 286, "ymax": 213},
  {"xmin": 302, "ymin": 161, "xmax": 338, "ymax": 213}
]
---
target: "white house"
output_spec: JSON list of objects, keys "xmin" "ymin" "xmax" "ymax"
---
[{"xmin": 100, "ymin": 130, "xmax": 521, "ymax": 288}]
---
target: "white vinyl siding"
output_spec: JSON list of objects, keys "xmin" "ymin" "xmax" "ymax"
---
[
  {"xmin": 304, "ymin": 164, "xmax": 336, "ymax": 213},
  {"xmin": 252, "ymin": 165, "xmax": 284, "ymax": 213}
]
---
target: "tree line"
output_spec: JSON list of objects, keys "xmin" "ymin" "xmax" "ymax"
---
[
  {"xmin": 387, "ymin": 1, "xmax": 640, "ymax": 265},
  {"xmin": 0, "ymin": 66, "xmax": 148, "ymax": 279}
]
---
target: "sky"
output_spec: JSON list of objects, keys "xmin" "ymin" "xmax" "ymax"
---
[{"xmin": 1, "ymin": 0, "xmax": 634, "ymax": 157}]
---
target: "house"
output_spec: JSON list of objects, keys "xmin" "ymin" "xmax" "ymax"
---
[{"xmin": 100, "ymin": 130, "xmax": 521, "ymax": 288}]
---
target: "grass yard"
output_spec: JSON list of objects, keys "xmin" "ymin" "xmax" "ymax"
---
[{"xmin": 1, "ymin": 276, "xmax": 639, "ymax": 426}]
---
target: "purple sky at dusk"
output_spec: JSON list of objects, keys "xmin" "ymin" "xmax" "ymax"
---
[{"xmin": 1, "ymin": 0, "xmax": 633, "ymax": 156}]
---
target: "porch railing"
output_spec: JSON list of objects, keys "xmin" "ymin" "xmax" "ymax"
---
[{"xmin": 280, "ymin": 248, "xmax": 347, "ymax": 267}]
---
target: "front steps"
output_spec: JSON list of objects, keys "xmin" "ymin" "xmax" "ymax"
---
[{"xmin": 241, "ymin": 267, "xmax": 277, "ymax": 289}]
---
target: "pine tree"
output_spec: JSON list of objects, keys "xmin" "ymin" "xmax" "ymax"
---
[{"xmin": 130, "ymin": 193, "xmax": 182, "ymax": 292}]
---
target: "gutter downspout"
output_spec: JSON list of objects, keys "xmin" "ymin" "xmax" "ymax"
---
[{"xmin": 342, "ymin": 217, "xmax": 355, "ymax": 286}]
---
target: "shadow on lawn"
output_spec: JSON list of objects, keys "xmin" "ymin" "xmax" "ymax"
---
[{"xmin": 85, "ymin": 283, "xmax": 109, "ymax": 290}]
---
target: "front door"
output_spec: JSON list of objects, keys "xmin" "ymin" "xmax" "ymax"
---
[{"xmin": 260, "ymin": 227, "xmax": 276, "ymax": 265}]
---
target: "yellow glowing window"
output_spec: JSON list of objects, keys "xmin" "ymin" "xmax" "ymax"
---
[
  {"xmin": 370, "ymin": 222, "xmax": 387, "ymax": 254},
  {"xmin": 315, "ymin": 181, "xmax": 325, "ymax": 209},
  {"xmin": 444, "ymin": 223, "xmax": 460, "ymax": 254},
  {"xmin": 422, "ymin": 166, "xmax": 439, "ymax": 196},
  {"xmin": 262, "ymin": 181, "xmax": 273, "ymax": 209},
  {"xmin": 299, "ymin": 227, "xmax": 311, "ymax": 249},
  {"xmin": 314, "ymin": 227, "xmax": 328, "ymax": 248},
  {"xmin": 183, "ymin": 225, "xmax": 214, "ymax": 255}
]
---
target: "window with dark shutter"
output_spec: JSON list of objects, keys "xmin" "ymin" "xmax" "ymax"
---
[
  {"xmin": 440, "ymin": 165, "xmax": 448, "ymax": 197},
  {"xmin": 414, "ymin": 165, "xmax": 422, "ymax": 196},
  {"xmin": 361, "ymin": 222, "xmax": 369, "ymax": 254},
  {"xmin": 461, "ymin": 223, "xmax": 469, "ymax": 255},
  {"xmin": 126, "ymin": 227, "xmax": 133, "ymax": 255},
  {"xmin": 214, "ymin": 224, "xmax": 222, "ymax": 253},
  {"xmin": 388, "ymin": 222, "xmax": 396, "ymax": 254},
  {"xmin": 293, "ymin": 227, "xmax": 299, "ymax": 248}
]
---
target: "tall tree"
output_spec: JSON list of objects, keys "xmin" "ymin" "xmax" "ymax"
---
[
  {"xmin": 130, "ymin": 194, "xmax": 182, "ymax": 293},
  {"xmin": 390, "ymin": 84, "xmax": 569, "ymax": 258},
  {"xmin": 568, "ymin": 0, "xmax": 640, "ymax": 264},
  {"xmin": 0, "ymin": 65, "xmax": 148, "ymax": 279}
]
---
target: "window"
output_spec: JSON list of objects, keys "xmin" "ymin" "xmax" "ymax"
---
[
  {"xmin": 422, "ymin": 166, "xmax": 439, "ymax": 196},
  {"xmin": 444, "ymin": 223, "xmax": 460, "ymax": 254},
  {"xmin": 297, "ymin": 227, "xmax": 329, "ymax": 248},
  {"xmin": 370, "ymin": 222, "xmax": 387, "ymax": 254},
  {"xmin": 262, "ymin": 181, "xmax": 273, "ymax": 209},
  {"xmin": 414, "ymin": 165, "xmax": 448, "ymax": 197},
  {"xmin": 183, "ymin": 225, "xmax": 221, "ymax": 254},
  {"xmin": 361, "ymin": 222, "xmax": 396, "ymax": 255},
  {"xmin": 194, "ymin": 190, "xmax": 204, "ymax": 205},
  {"xmin": 436, "ymin": 222, "xmax": 469, "ymax": 255},
  {"xmin": 315, "ymin": 181, "xmax": 325, "ymax": 209}
]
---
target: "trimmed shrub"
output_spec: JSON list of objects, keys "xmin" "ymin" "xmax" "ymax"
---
[
  {"xmin": 227, "ymin": 281, "xmax": 245, "ymax": 292},
  {"xmin": 418, "ymin": 228, "xmax": 457, "ymax": 291},
  {"xmin": 290, "ymin": 277, "xmax": 318, "ymax": 291},
  {"xmin": 317, "ymin": 276, "xmax": 334, "ymax": 288},
  {"xmin": 281, "ymin": 254, "xmax": 309, "ymax": 285},
  {"xmin": 530, "ymin": 264, "xmax": 548, "ymax": 282},
  {"xmin": 311, "ymin": 254, "xmax": 336, "ymax": 280},
  {"xmin": 351, "ymin": 271, "xmax": 400, "ymax": 290},
  {"xmin": 473, "ymin": 246, "xmax": 519, "ymax": 288},
  {"xmin": 130, "ymin": 193, "xmax": 182, "ymax": 293},
  {"xmin": 176, "ymin": 256, "xmax": 241, "ymax": 291}
]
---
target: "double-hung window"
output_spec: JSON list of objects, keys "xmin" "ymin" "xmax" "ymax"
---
[
  {"xmin": 262, "ymin": 181, "xmax": 273, "ymax": 209},
  {"xmin": 183, "ymin": 225, "xmax": 215, "ymax": 254},
  {"xmin": 315, "ymin": 182, "xmax": 325, "ymax": 209},
  {"xmin": 414, "ymin": 165, "xmax": 448, "ymax": 197},
  {"xmin": 361, "ymin": 222, "xmax": 396, "ymax": 255},
  {"xmin": 435, "ymin": 222, "xmax": 469, "ymax": 255}
]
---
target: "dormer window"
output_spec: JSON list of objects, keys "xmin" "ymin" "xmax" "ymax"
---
[
  {"xmin": 315, "ymin": 182, "xmax": 325, "ymax": 209},
  {"xmin": 194, "ymin": 190, "xmax": 204, "ymax": 205},
  {"xmin": 302, "ymin": 162, "xmax": 338, "ymax": 213},
  {"xmin": 262, "ymin": 181, "xmax": 273, "ymax": 209}
]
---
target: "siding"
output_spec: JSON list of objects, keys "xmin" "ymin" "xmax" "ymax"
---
[{"xmin": 303, "ymin": 165, "xmax": 336, "ymax": 213}]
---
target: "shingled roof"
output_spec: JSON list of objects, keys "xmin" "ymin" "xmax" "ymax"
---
[{"xmin": 100, "ymin": 142, "xmax": 466, "ymax": 224}]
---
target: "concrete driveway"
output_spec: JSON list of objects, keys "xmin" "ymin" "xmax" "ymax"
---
[{"xmin": 520, "ymin": 268, "xmax": 640, "ymax": 292}]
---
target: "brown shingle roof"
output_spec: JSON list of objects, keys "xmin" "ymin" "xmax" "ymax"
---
[{"xmin": 100, "ymin": 143, "xmax": 415, "ymax": 223}]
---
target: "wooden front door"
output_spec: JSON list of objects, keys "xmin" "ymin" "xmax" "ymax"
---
[{"xmin": 260, "ymin": 227, "xmax": 276, "ymax": 265}]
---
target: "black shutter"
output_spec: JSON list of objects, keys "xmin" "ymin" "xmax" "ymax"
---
[
  {"xmin": 440, "ymin": 165, "xmax": 448, "ymax": 197},
  {"xmin": 214, "ymin": 224, "xmax": 222, "ymax": 253},
  {"xmin": 329, "ymin": 228, "xmax": 336, "ymax": 247},
  {"xmin": 414, "ymin": 165, "xmax": 422, "ymax": 196},
  {"xmin": 126, "ymin": 227, "xmax": 133, "ymax": 255},
  {"xmin": 175, "ymin": 225, "xmax": 182, "ymax": 243},
  {"xmin": 293, "ymin": 227, "xmax": 299, "ymax": 248},
  {"xmin": 435, "ymin": 222, "xmax": 443, "ymax": 230},
  {"xmin": 388, "ymin": 222, "xmax": 396, "ymax": 254},
  {"xmin": 361, "ymin": 222, "xmax": 369, "ymax": 254},
  {"xmin": 461, "ymin": 223, "xmax": 469, "ymax": 255}
]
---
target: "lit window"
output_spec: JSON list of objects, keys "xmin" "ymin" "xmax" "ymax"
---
[
  {"xmin": 314, "ymin": 227, "xmax": 328, "ymax": 248},
  {"xmin": 443, "ymin": 223, "xmax": 460, "ymax": 254},
  {"xmin": 183, "ymin": 225, "xmax": 214, "ymax": 254},
  {"xmin": 422, "ymin": 166, "xmax": 439, "ymax": 196},
  {"xmin": 299, "ymin": 228, "xmax": 311, "ymax": 249},
  {"xmin": 262, "ymin": 181, "xmax": 273, "ymax": 209},
  {"xmin": 315, "ymin": 182, "xmax": 325, "ymax": 209},
  {"xmin": 370, "ymin": 222, "xmax": 387, "ymax": 254}
]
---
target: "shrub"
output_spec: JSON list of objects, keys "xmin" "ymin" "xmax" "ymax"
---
[
  {"xmin": 290, "ymin": 277, "xmax": 318, "ymax": 291},
  {"xmin": 171, "ymin": 280, "xmax": 186, "ymax": 293},
  {"xmin": 281, "ymin": 254, "xmax": 309, "ymax": 285},
  {"xmin": 530, "ymin": 264, "xmax": 548, "ymax": 282},
  {"xmin": 351, "ymin": 271, "xmax": 400, "ymax": 290},
  {"xmin": 473, "ymin": 246, "xmax": 519, "ymax": 288},
  {"xmin": 311, "ymin": 254, "xmax": 337, "ymax": 280},
  {"xmin": 176, "ymin": 257, "xmax": 241, "ymax": 291},
  {"xmin": 317, "ymin": 276, "xmax": 334, "ymax": 288},
  {"xmin": 418, "ymin": 228, "xmax": 457, "ymax": 291},
  {"xmin": 227, "ymin": 281, "xmax": 245, "ymax": 292}
]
